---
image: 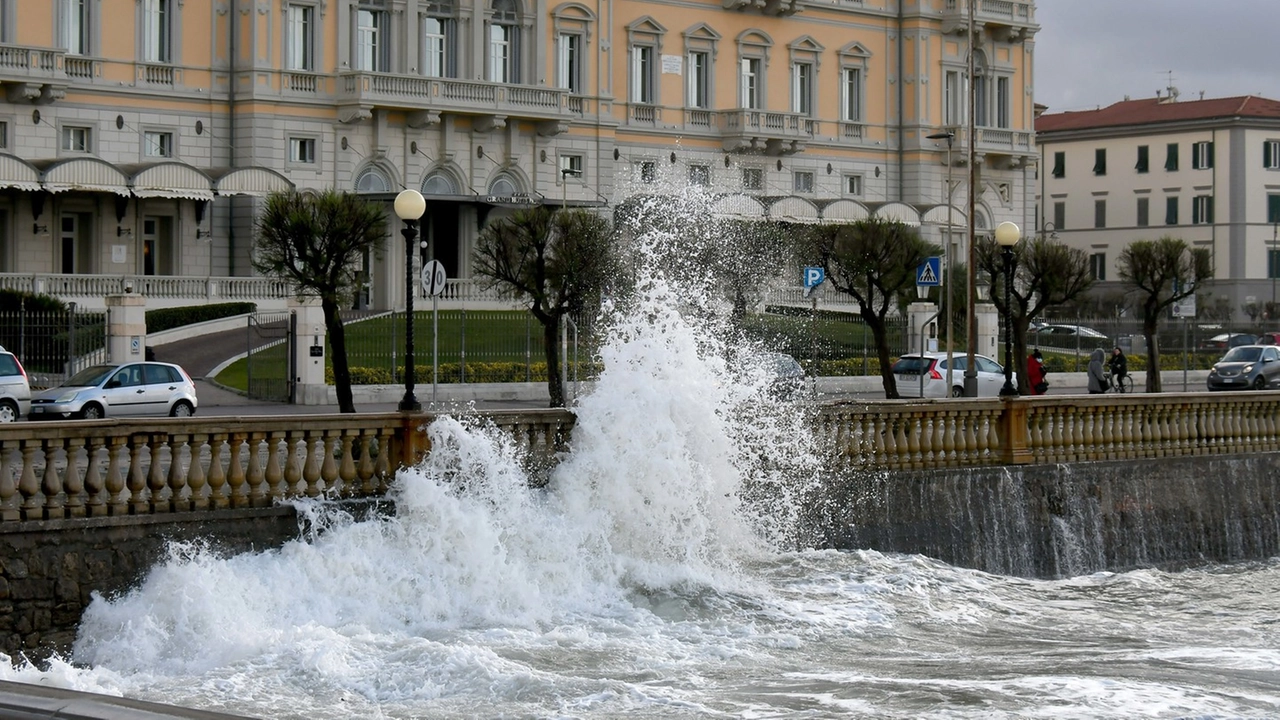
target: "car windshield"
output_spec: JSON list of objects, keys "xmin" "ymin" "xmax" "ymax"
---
[
  {"xmin": 892, "ymin": 356, "xmax": 933, "ymax": 374},
  {"xmin": 1221, "ymin": 347, "xmax": 1262, "ymax": 363},
  {"xmin": 63, "ymin": 365, "xmax": 117, "ymax": 387}
]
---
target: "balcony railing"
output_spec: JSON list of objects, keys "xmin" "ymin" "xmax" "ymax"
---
[
  {"xmin": 64, "ymin": 56, "xmax": 97, "ymax": 79},
  {"xmin": 0, "ymin": 45, "xmax": 63, "ymax": 80},
  {"xmin": 137, "ymin": 63, "xmax": 177, "ymax": 86},
  {"xmin": 284, "ymin": 72, "xmax": 320, "ymax": 93},
  {"xmin": 942, "ymin": 0, "xmax": 1035, "ymax": 33},
  {"xmin": 338, "ymin": 72, "xmax": 570, "ymax": 120}
]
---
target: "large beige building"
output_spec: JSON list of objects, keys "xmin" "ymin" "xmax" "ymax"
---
[
  {"xmin": 1035, "ymin": 92, "xmax": 1280, "ymax": 314},
  {"xmin": 0, "ymin": 0, "xmax": 1039, "ymax": 311}
]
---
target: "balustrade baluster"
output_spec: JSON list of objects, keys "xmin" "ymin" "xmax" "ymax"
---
[
  {"xmin": 320, "ymin": 434, "xmax": 339, "ymax": 494},
  {"xmin": 358, "ymin": 433, "xmax": 376, "ymax": 494},
  {"xmin": 41, "ymin": 438, "xmax": 65, "ymax": 519},
  {"xmin": 246, "ymin": 434, "xmax": 267, "ymax": 506},
  {"xmin": 0, "ymin": 441, "xmax": 18, "ymax": 521},
  {"xmin": 18, "ymin": 440, "xmax": 39, "ymax": 518},
  {"xmin": 147, "ymin": 435, "xmax": 168, "ymax": 512},
  {"xmin": 104, "ymin": 439, "xmax": 127, "ymax": 514},
  {"xmin": 168, "ymin": 436, "xmax": 189, "ymax": 512},
  {"xmin": 64, "ymin": 439, "xmax": 87, "ymax": 518},
  {"xmin": 339, "ymin": 436, "xmax": 358, "ymax": 496},
  {"xmin": 373, "ymin": 429, "xmax": 393, "ymax": 493},
  {"xmin": 127, "ymin": 439, "xmax": 148, "ymax": 514},
  {"xmin": 82, "ymin": 438, "xmax": 105, "ymax": 516},
  {"xmin": 906, "ymin": 414, "xmax": 922, "ymax": 469},
  {"xmin": 227, "ymin": 434, "xmax": 248, "ymax": 507},
  {"xmin": 187, "ymin": 435, "xmax": 208, "ymax": 510},
  {"xmin": 284, "ymin": 432, "xmax": 305, "ymax": 497},
  {"xmin": 263, "ymin": 432, "xmax": 283, "ymax": 501},
  {"xmin": 207, "ymin": 435, "xmax": 229, "ymax": 508}
]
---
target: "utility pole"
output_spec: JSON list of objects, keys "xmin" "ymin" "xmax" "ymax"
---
[{"xmin": 964, "ymin": 0, "xmax": 978, "ymax": 397}]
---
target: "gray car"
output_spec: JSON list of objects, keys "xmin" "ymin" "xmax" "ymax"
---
[
  {"xmin": 1206, "ymin": 345, "xmax": 1280, "ymax": 391},
  {"xmin": 0, "ymin": 349, "xmax": 31, "ymax": 422},
  {"xmin": 28, "ymin": 361, "xmax": 198, "ymax": 420}
]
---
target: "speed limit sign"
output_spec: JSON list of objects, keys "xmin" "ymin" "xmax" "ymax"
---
[{"xmin": 421, "ymin": 259, "xmax": 447, "ymax": 297}]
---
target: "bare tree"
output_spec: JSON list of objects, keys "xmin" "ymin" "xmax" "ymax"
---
[
  {"xmin": 253, "ymin": 189, "xmax": 387, "ymax": 413},
  {"xmin": 472, "ymin": 206, "xmax": 617, "ymax": 407},
  {"xmin": 799, "ymin": 218, "xmax": 938, "ymax": 398},
  {"xmin": 1117, "ymin": 236, "xmax": 1213, "ymax": 392},
  {"xmin": 975, "ymin": 235, "xmax": 1094, "ymax": 394}
]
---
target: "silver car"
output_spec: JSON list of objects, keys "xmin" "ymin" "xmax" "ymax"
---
[
  {"xmin": 29, "ymin": 362, "xmax": 198, "ymax": 420},
  {"xmin": 892, "ymin": 352, "xmax": 1017, "ymax": 398},
  {"xmin": 1206, "ymin": 345, "xmax": 1280, "ymax": 391},
  {"xmin": 0, "ymin": 349, "xmax": 31, "ymax": 422}
]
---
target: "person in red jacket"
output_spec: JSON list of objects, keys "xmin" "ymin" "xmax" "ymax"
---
[{"xmin": 1027, "ymin": 349, "xmax": 1048, "ymax": 395}]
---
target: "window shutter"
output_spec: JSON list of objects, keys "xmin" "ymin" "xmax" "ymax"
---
[
  {"xmin": 1207, "ymin": 142, "xmax": 1215, "ymax": 169},
  {"xmin": 1268, "ymin": 194, "xmax": 1280, "ymax": 224},
  {"xmin": 1207, "ymin": 196, "xmax": 1214, "ymax": 224},
  {"xmin": 1165, "ymin": 143, "xmax": 1178, "ymax": 171},
  {"xmin": 1192, "ymin": 148, "xmax": 1200, "ymax": 170},
  {"xmin": 1266, "ymin": 141, "xmax": 1274, "ymax": 169}
]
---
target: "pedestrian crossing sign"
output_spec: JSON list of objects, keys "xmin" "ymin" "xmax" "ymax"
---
[{"xmin": 916, "ymin": 257, "xmax": 942, "ymax": 286}]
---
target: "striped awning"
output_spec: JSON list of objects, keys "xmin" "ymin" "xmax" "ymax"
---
[
  {"xmin": 920, "ymin": 204, "xmax": 967, "ymax": 227},
  {"xmin": 35, "ymin": 157, "xmax": 131, "ymax": 196},
  {"xmin": 0, "ymin": 153, "xmax": 41, "ymax": 192},
  {"xmin": 710, "ymin": 194, "xmax": 766, "ymax": 220},
  {"xmin": 124, "ymin": 161, "xmax": 215, "ymax": 201},
  {"xmin": 820, "ymin": 199, "xmax": 870, "ymax": 224},
  {"xmin": 873, "ymin": 202, "xmax": 921, "ymax": 226},
  {"xmin": 767, "ymin": 196, "xmax": 820, "ymax": 224},
  {"xmin": 211, "ymin": 166, "xmax": 294, "ymax": 196}
]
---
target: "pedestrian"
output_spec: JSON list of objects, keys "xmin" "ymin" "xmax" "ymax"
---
[
  {"xmin": 1087, "ymin": 347, "xmax": 1108, "ymax": 394},
  {"xmin": 1027, "ymin": 349, "xmax": 1048, "ymax": 395}
]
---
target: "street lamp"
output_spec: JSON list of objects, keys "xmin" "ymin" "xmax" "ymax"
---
[
  {"xmin": 394, "ymin": 188, "xmax": 427, "ymax": 412},
  {"xmin": 995, "ymin": 221, "xmax": 1021, "ymax": 397},
  {"xmin": 1041, "ymin": 221, "xmax": 1058, "ymax": 240},
  {"xmin": 926, "ymin": 130, "xmax": 956, "ymax": 390}
]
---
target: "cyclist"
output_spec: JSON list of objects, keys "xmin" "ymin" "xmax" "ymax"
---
[{"xmin": 1108, "ymin": 346, "xmax": 1129, "ymax": 392}]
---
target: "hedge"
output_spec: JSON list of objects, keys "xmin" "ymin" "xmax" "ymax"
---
[{"xmin": 146, "ymin": 302, "xmax": 258, "ymax": 334}]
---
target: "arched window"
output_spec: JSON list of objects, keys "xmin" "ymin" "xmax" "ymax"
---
[
  {"xmin": 355, "ymin": 166, "xmax": 391, "ymax": 193},
  {"xmin": 488, "ymin": 175, "xmax": 517, "ymax": 197},
  {"xmin": 422, "ymin": 172, "xmax": 456, "ymax": 195}
]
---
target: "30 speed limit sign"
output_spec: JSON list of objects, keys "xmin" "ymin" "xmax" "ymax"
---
[{"xmin": 421, "ymin": 260, "xmax": 447, "ymax": 297}]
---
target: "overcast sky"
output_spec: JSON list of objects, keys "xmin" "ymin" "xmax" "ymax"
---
[{"xmin": 1033, "ymin": 0, "xmax": 1280, "ymax": 113}]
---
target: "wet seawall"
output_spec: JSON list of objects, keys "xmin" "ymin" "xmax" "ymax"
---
[{"xmin": 826, "ymin": 453, "xmax": 1280, "ymax": 578}]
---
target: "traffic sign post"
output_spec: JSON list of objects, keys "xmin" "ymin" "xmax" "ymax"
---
[
  {"xmin": 420, "ymin": 260, "xmax": 448, "ymax": 405},
  {"xmin": 803, "ymin": 266, "xmax": 825, "ymax": 299},
  {"xmin": 916, "ymin": 257, "xmax": 942, "ymax": 286}
]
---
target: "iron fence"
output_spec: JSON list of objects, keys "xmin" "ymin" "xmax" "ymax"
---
[
  {"xmin": 0, "ymin": 303, "xmax": 106, "ymax": 389},
  {"xmin": 245, "ymin": 311, "xmax": 295, "ymax": 402}
]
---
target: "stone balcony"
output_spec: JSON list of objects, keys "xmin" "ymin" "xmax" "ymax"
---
[
  {"xmin": 941, "ymin": 0, "xmax": 1037, "ymax": 40},
  {"xmin": 712, "ymin": 109, "xmax": 818, "ymax": 155},
  {"xmin": 0, "ymin": 44, "xmax": 69, "ymax": 103},
  {"xmin": 336, "ymin": 72, "xmax": 573, "ymax": 135},
  {"xmin": 949, "ymin": 126, "xmax": 1035, "ymax": 170}
]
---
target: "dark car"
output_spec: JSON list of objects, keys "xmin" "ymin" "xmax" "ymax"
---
[
  {"xmin": 1200, "ymin": 333, "xmax": 1257, "ymax": 351},
  {"xmin": 1206, "ymin": 345, "xmax": 1280, "ymax": 391}
]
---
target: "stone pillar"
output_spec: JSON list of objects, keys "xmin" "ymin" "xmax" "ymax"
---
[
  {"xmin": 104, "ymin": 293, "xmax": 146, "ymax": 364},
  {"xmin": 976, "ymin": 302, "xmax": 1000, "ymax": 361},
  {"xmin": 289, "ymin": 297, "xmax": 329, "ymax": 405},
  {"xmin": 907, "ymin": 301, "xmax": 939, "ymax": 355}
]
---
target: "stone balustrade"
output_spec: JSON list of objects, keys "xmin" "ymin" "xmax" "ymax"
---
[{"xmin": 0, "ymin": 410, "xmax": 574, "ymax": 523}]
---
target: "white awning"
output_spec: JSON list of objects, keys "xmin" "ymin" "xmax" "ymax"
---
[
  {"xmin": 820, "ymin": 199, "xmax": 870, "ymax": 224},
  {"xmin": 125, "ymin": 161, "xmax": 215, "ymax": 201},
  {"xmin": 710, "ymin": 194, "xmax": 766, "ymax": 220},
  {"xmin": 37, "ymin": 157, "xmax": 131, "ymax": 195},
  {"xmin": 873, "ymin": 202, "xmax": 921, "ymax": 226},
  {"xmin": 767, "ymin": 196, "xmax": 820, "ymax": 224},
  {"xmin": 211, "ymin": 166, "xmax": 294, "ymax": 196},
  {"xmin": 0, "ymin": 153, "xmax": 41, "ymax": 192},
  {"xmin": 920, "ymin": 204, "xmax": 967, "ymax": 227}
]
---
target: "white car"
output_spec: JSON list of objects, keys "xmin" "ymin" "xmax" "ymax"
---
[
  {"xmin": 28, "ymin": 362, "xmax": 198, "ymax": 420},
  {"xmin": 891, "ymin": 352, "xmax": 1017, "ymax": 398}
]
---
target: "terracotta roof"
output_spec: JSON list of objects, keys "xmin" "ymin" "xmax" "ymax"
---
[{"xmin": 1035, "ymin": 95, "xmax": 1280, "ymax": 133}]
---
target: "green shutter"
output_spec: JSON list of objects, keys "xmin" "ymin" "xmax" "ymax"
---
[
  {"xmin": 1269, "ymin": 194, "xmax": 1280, "ymax": 224},
  {"xmin": 1165, "ymin": 143, "xmax": 1178, "ymax": 171},
  {"xmin": 1207, "ymin": 142, "xmax": 1215, "ymax": 169},
  {"xmin": 1052, "ymin": 151, "xmax": 1065, "ymax": 178},
  {"xmin": 1166, "ymin": 197, "xmax": 1178, "ymax": 225},
  {"xmin": 1136, "ymin": 145, "xmax": 1149, "ymax": 173},
  {"xmin": 1267, "ymin": 141, "xmax": 1276, "ymax": 169}
]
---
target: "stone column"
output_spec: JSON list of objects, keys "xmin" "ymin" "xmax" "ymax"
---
[
  {"xmin": 907, "ymin": 301, "xmax": 939, "ymax": 355},
  {"xmin": 289, "ymin": 297, "xmax": 329, "ymax": 405},
  {"xmin": 104, "ymin": 293, "xmax": 146, "ymax": 364}
]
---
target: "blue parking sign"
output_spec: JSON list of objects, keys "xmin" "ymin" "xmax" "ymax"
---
[{"xmin": 803, "ymin": 266, "xmax": 825, "ymax": 288}]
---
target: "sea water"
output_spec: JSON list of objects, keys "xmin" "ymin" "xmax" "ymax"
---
[{"xmin": 2, "ymin": 190, "xmax": 1278, "ymax": 719}]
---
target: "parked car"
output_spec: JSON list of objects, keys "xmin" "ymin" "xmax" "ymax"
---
[
  {"xmin": 1032, "ymin": 324, "xmax": 1110, "ymax": 348},
  {"xmin": 1255, "ymin": 331, "xmax": 1280, "ymax": 345},
  {"xmin": 0, "ymin": 349, "xmax": 31, "ymax": 422},
  {"xmin": 28, "ymin": 362, "xmax": 198, "ymax": 420},
  {"xmin": 892, "ymin": 352, "xmax": 1017, "ymax": 398},
  {"xmin": 1199, "ymin": 333, "xmax": 1257, "ymax": 351},
  {"xmin": 1206, "ymin": 345, "xmax": 1280, "ymax": 391},
  {"xmin": 761, "ymin": 351, "xmax": 807, "ymax": 399}
]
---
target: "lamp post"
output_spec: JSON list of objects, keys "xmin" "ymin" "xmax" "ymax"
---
[
  {"xmin": 927, "ymin": 130, "xmax": 956, "ymax": 391},
  {"xmin": 963, "ymin": 0, "xmax": 978, "ymax": 397},
  {"xmin": 1271, "ymin": 222, "xmax": 1278, "ymax": 313},
  {"xmin": 394, "ymin": 188, "xmax": 427, "ymax": 412},
  {"xmin": 995, "ymin": 221, "xmax": 1021, "ymax": 397}
]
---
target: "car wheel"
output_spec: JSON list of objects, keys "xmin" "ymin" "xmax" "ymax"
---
[
  {"xmin": 951, "ymin": 386, "xmax": 964, "ymax": 398},
  {"xmin": 170, "ymin": 401, "xmax": 194, "ymax": 417},
  {"xmin": 1253, "ymin": 376, "xmax": 1268, "ymax": 391},
  {"xmin": 0, "ymin": 400, "xmax": 16, "ymax": 423},
  {"xmin": 81, "ymin": 403, "xmax": 104, "ymax": 420}
]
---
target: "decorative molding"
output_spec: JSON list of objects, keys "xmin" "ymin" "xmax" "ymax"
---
[
  {"xmin": 406, "ymin": 110, "xmax": 442, "ymax": 128},
  {"xmin": 337, "ymin": 105, "xmax": 372, "ymax": 124},
  {"xmin": 473, "ymin": 115, "xmax": 507, "ymax": 133}
]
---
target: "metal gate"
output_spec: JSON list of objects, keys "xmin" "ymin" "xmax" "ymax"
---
[
  {"xmin": 0, "ymin": 302, "xmax": 106, "ymax": 390},
  {"xmin": 246, "ymin": 311, "xmax": 296, "ymax": 403}
]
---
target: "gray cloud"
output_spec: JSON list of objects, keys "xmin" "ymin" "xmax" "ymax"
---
[{"xmin": 1034, "ymin": 0, "xmax": 1280, "ymax": 112}]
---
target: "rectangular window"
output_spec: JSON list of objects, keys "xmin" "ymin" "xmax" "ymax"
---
[
  {"xmin": 61, "ymin": 0, "xmax": 90, "ymax": 55},
  {"xmin": 1192, "ymin": 195, "xmax": 1214, "ymax": 224},
  {"xmin": 742, "ymin": 167, "xmax": 762, "ymax": 191},
  {"xmin": 1093, "ymin": 148, "xmax": 1107, "ymax": 176},
  {"xmin": 557, "ymin": 33, "xmax": 580, "ymax": 92},
  {"xmin": 1094, "ymin": 199, "xmax": 1106, "ymax": 228},
  {"xmin": 143, "ymin": 131, "xmax": 172, "ymax": 158},
  {"xmin": 356, "ymin": 8, "xmax": 386, "ymax": 72},
  {"xmin": 845, "ymin": 174, "xmax": 863, "ymax": 196},
  {"xmin": 688, "ymin": 164, "xmax": 710, "ymax": 187},
  {"xmin": 287, "ymin": 4, "xmax": 314, "ymax": 71},
  {"xmin": 142, "ymin": 0, "xmax": 170, "ymax": 63},
  {"xmin": 1165, "ymin": 196, "xmax": 1179, "ymax": 225},
  {"xmin": 1137, "ymin": 197, "xmax": 1149, "ymax": 227},
  {"xmin": 1192, "ymin": 141, "xmax": 1214, "ymax": 170},
  {"xmin": 792, "ymin": 62, "xmax": 812, "ymax": 115},
  {"xmin": 944, "ymin": 70, "xmax": 961, "ymax": 126},
  {"xmin": 741, "ymin": 57, "xmax": 761, "ymax": 109},
  {"xmin": 1265, "ymin": 140, "xmax": 1280, "ymax": 170},
  {"xmin": 560, "ymin": 154, "xmax": 583, "ymax": 179},
  {"xmin": 1136, "ymin": 145, "xmax": 1149, "ymax": 173},
  {"xmin": 1269, "ymin": 194, "xmax": 1280, "ymax": 224},
  {"xmin": 973, "ymin": 74, "xmax": 988, "ymax": 127},
  {"xmin": 423, "ymin": 18, "xmax": 451, "ymax": 78},
  {"xmin": 687, "ymin": 51, "xmax": 709, "ymax": 108},
  {"xmin": 995, "ymin": 76, "xmax": 1010, "ymax": 129},
  {"xmin": 1090, "ymin": 252, "xmax": 1106, "ymax": 281},
  {"xmin": 61, "ymin": 125, "xmax": 91, "ymax": 152},
  {"xmin": 488, "ymin": 24, "xmax": 514, "ymax": 83},
  {"xmin": 1053, "ymin": 201, "xmax": 1065, "ymax": 229},
  {"xmin": 0, "ymin": 120, "xmax": 7, "ymax": 150},
  {"xmin": 842, "ymin": 68, "xmax": 862, "ymax": 122},
  {"xmin": 1269, "ymin": 249, "xmax": 1280, "ymax": 280},
  {"xmin": 631, "ymin": 46, "xmax": 654, "ymax": 103},
  {"xmin": 1051, "ymin": 151, "xmax": 1065, "ymax": 178},
  {"xmin": 289, "ymin": 137, "xmax": 316, "ymax": 163},
  {"xmin": 639, "ymin": 161, "xmax": 656, "ymax": 184},
  {"xmin": 1165, "ymin": 142, "xmax": 1179, "ymax": 171},
  {"xmin": 793, "ymin": 170, "xmax": 814, "ymax": 193}
]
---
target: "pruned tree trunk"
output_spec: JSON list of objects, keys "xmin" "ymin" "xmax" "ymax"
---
[
  {"xmin": 1143, "ymin": 318, "xmax": 1161, "ymax": 393},
  {"xmin": 542, "ymin": 316, "xmax": 565, "ymax": 407},
  {"xmin": 323, "ymin": 300, "xmax": 356, "ymax": 413}
]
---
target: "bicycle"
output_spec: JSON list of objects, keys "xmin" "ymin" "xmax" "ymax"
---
[{"xmin": 1107, "ymin": 372, "xmax": 1134, "ymax": 394}]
